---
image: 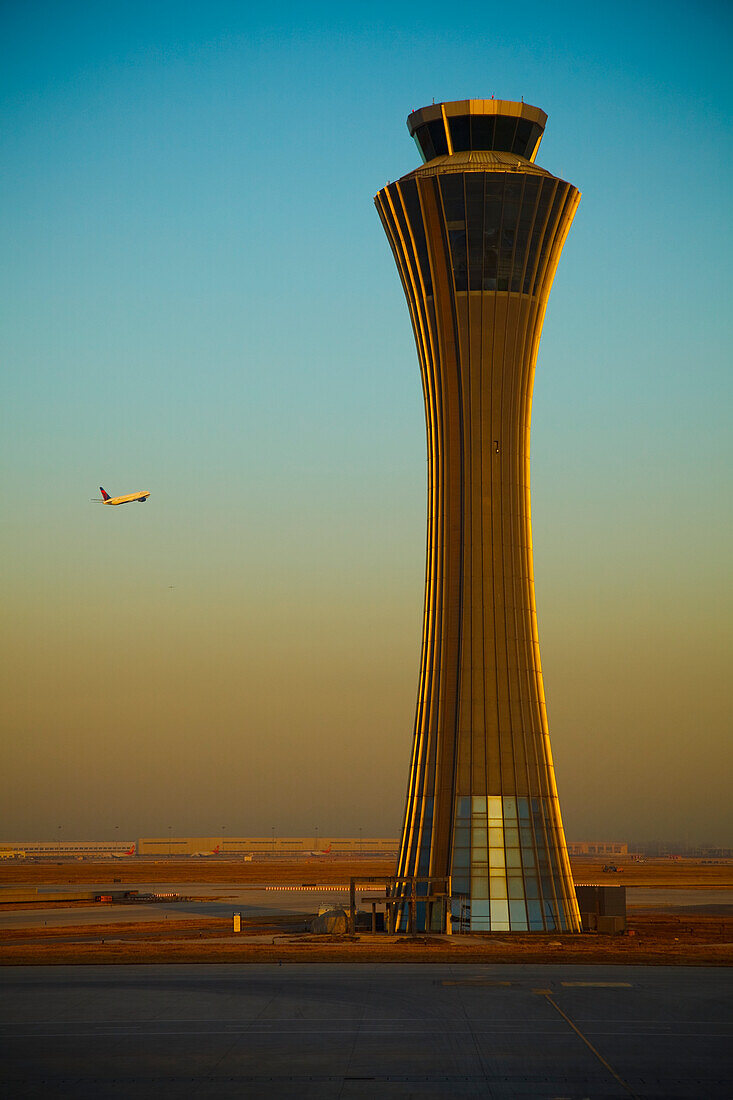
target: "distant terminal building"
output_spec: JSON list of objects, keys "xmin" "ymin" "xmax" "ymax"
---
[
  {"xmin": 0, "ymin": 841, "xmax": 135, "ymax": 859},
  {"xmin": 566, "ymin": 842, "xmax": 628, "ymax": 857},
  {"xmin": 136, "ymin": 837, "xmax": 399, "ymax": 857}
]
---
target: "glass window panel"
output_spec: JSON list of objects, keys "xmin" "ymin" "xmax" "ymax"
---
[
  {"xmin": 482, "ymin": 247, "xmax": 497, "ymax": 290},
  {"xmin": 400, "ymin": 184, "xmax": 429, "ymax": 299},
  {"xmin": 472, "ymin": 796, "xmax": 487, "ymax": 815},
  {"xmin": 505, "ymin": 848, "xmax": 522, "ymax": 869},
  {"xmin": 482, "ymin": 176, "xmax": 502, "ymax": 291},
  {"xmin": 520, "ymin": 828, "xmax": 534, "ymax": 846},
  {"xmin": 452, "ymin": 875, "xmax": 469, "ymax": 894},
  {"xmin": 448, "ymin": 228, "xmax": 467, "ymax": 291},
  {"xmin": 509, "ymin": 900, "xmax": 528, "ymax": 928},
  {"xmin": 517, "ymin": 797, "xmax": 530, "ymax": 820},
  {"xmin": 524, "ymin": 876, "xmax": 539, "ymax": 899},
  {"xmin": 528, "ymin": 899, "xmax": 543, "ymax": 926},
  {"xmin": 490, "ymin": 900, "xmax": 510, "ymax": 924},
  {"xmin": 493, "ymin": 116, "xmax": 517, "ymax": 151},
  {"xmin": 414, "ymin": 125, "xmax": 435, "ymax": 163},
  {"xmin": 466, "ymin": 173, "xmax": 484, "ymax": 291},
  {"xmin": 489, "ymin": 848, "xmax": 505, "ymax": 868},
  {"xmin": 449, "ymin": 115, "xmax": 471, "ymax": 152},
  {"xmin": 412, "ymin": 137, "xmax": 427, "ymax": 164},
  {"xmin": 484, "ymin": 188, "xmax": 502, "ymax": 234},
  {"xmin": 472, "ymin": 828, "xmax": 487, "ymax": 848},
  {"xmin": 489, "ymin": 876, "xmax": 507, "ymax": 899},
  {"xmin": 502, "ymin": 797, "xmax": 517, "ymax": 820},
  {"xmin": 471, "ymin": 114, "xmax": 495, "ymax": 150},
  {"xmin": 456, "ymin": 796, "xmax": 471, "ymax": 821},
  {"xmin": 512, "ymin": 178, "xmax": 540, "ymax": 291},
  {"xmin": 426, "ymin": 119, "xmax": 449, "ymax": 157},
  {"xmin": 485, "ymin": 177, "xmax": 503, "ymax": 200},
  {"xmin": 472, "ymin": 900, "xmax": 490, "ymax": 917},
  {"xmin": 525, "ymin": 123, "xmax": 542, "ymax": 159},
  {"xmin": 507, "ymin": 876, "xmax": 525, "ymax": 899},
  {"xmin": 439, "ymin": 174, "xmax": 464, "ymax": 224},
  {"xmin": 521, "ymin": 848, "xmax": 535, "ymax": 868},
  {"xmin": 488, "ymin": 827, "xmax": 504, "ymax": 847},
  {"xmin": 504, "ymin": 827, "xmax": 519, "ymax": 847},
  {"xmin": 512, "ymin": 118, "xmax": 533, "ymax": 157},
  {"xmin": 471, "ymin": 916, "xmax": 491, "ymax": 931},
  {"xmin": 472, "ymin": 876, "xmax": 489, "ymax": 898},
  {"xmin": 488, "ymin": 797, "xmax": 503, "ymax": 821},
  {"xmin": 452, "ymin": 848, "xmax": 469, "ymax": 869}
]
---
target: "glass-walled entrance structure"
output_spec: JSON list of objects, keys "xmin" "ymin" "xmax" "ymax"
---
[{"xmin": 375, "ymin": 99, "xmax": 581, "ymax": 932}]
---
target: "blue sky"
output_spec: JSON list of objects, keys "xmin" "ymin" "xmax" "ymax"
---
[{"xmin": 1, "ymin": 1, "xmax": 731, "ymax": 842}]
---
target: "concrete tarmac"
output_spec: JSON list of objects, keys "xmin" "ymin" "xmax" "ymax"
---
[
  {"xmin": 1, "ymin": 963, "xmax": 731, "ymax": 1098},
  {"xmin": 2, "ymin": 885, "xmax": 729, "ymax": 936},
  {"xmin": 0, "ymin": 889, "xmax": 329, "ymax": 929}
]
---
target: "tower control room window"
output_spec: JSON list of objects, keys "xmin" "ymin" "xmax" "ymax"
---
[
  {"xmin": 439, "ymin": 175, "xmax": 468, "ymax": 291},
  {"xmin": 413, "ymin": 121, "xmax": 449, "ymax": 162},
  {"xmin": 493, "ymin": 115, "xmax": 519, "ymax": 153},
  {"xmin": 448, "ymin": 114, "xmax": 471, "ymax": 152}
]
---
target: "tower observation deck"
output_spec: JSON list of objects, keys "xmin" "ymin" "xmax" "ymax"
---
[{"xmin": 375, "ymin": 99, "xmax": 581, "ymax": 933}]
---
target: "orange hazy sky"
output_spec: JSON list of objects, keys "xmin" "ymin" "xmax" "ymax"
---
[{"xmin": 2, "ymin": 2, "xmax": 731, "ymax": 844}]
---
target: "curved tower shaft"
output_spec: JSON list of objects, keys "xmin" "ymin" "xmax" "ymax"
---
[{"xmin": 375, "ymin": 99, "xmax": 581, "ymax": 932}]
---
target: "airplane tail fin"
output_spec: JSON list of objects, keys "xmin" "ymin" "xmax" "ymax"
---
[
  {"xmin": 99, "ymin": 487, "xmax": 110, "ymax": 501},
  {"xmin": 213, "ymin": 844, "xmax": 220, "ymax": 854}
]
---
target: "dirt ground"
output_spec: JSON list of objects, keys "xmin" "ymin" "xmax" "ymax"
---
[
  {"xmin": 1, "ymin": 857, "xmax": 730, "ymax": 967},
  {"xmin": 1, "ymin": 911, "xmax": 731, "ymax": 967},
  {"xmin": 2, "ymin": 856, "xmax": 732, "ymax": 888},
  {"xmin": 0, "ymin": 858, "xmax": 392, "ymax": 887}
]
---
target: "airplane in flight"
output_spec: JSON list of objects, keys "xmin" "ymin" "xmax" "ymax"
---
[{"xmin": 93, "ymin": 486, "xmax": 150, "ymax": 506}]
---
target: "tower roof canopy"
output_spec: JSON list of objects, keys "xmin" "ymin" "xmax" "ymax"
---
[{"xmin": 407, "ymin": 99, "xmax": 547, "ymax": 164}]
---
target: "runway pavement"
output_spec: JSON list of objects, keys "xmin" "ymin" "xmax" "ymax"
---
[{"xmin": 1, "ymin": 963, "xmax": 731, "ymax": 1097}]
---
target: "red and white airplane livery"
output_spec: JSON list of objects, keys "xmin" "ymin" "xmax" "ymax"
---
[
  {"xmin": 94, "ymin": 486, "xmax": 150, "ymax": 506},
  {"xmin": 112, "ymin": 845, "xmax": 136, "ymax": 858}
]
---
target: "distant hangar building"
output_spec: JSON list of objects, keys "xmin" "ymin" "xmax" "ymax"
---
[
  {"xmin": 0, "ymin": 841, "xmax": 135, "ymax": 859},
  {"xmin": 136, "ymin": 836, "xmax": 399, "ymax": 857}
]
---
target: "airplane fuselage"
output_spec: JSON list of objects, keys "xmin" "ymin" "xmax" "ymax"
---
[{"xmin": 103, "ymin": 491, "xmax": 150, "ymax": 505}]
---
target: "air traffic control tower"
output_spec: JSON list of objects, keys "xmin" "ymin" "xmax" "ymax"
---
[{"xmin": 376, "ymin": 99, "xmax": 581, "ymax": 932}]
